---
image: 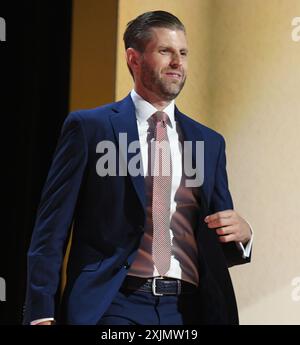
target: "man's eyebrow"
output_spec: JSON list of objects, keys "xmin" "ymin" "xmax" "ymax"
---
[{"xmin": 157, "ymin": 45, "xmax": 188, "ymax": 52}]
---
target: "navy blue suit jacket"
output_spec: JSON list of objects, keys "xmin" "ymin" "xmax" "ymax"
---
[{"xmin": 23, "ymin": 94, "xmax": 250, "ymax": 325}]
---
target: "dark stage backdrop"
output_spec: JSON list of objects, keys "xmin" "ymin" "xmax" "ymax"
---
[{"xmin": 0, "ymin": 0, "xmax": 72, "ymax": 324}]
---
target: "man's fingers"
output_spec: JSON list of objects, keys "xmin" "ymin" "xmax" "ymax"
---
[
  {"xmin": 204, "ymin": 210, "xmax": 233, "ymax": 224},
  {"xmin": 204, "ymin": 210, "xmax": 251, "ymax": 244},
  {"xmin": 206, "ymin": 217, "xmax": 233, "ymax": 229},
  {"xmin": 35, "ymin": 321, "xmax": 53, "ymax": 325},
  {"xmin": 215, "ymin": 226, "xmax": 235, "ymax": 236},
  {"xmin": 216, "ymin": 225, "xmax": 249, "ymax": 243},
  {"xmin": 218, "ymin": 234, "xmax": 236, "ymax": 243}
]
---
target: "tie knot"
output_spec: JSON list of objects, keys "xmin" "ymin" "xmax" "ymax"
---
[{"xmin": 153, "ymin": 111, "xmax": 169, "ymax": 125}]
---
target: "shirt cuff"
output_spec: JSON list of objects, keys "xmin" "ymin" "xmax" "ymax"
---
[
  {"xmin": 30, "ymin": 318, "xmax": 55, "ymax": 325},
  {"xmin": 237, "ymin": 221, "xmax": 253, "ymax": 259}
]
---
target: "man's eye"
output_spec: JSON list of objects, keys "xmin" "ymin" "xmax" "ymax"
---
[{"xmin": 160, "ymin": 50, "xmax": 168, "ymax": 54}]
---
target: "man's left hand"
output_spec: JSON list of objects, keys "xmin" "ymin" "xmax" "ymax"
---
[{"xmin": 204, "ymin": 210, "xmax": 251, "ymax": 245}]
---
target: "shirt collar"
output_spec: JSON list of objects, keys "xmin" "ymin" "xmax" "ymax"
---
[{"xmin": 130, "ymin": 89, "xmax": 175, "ymax": 127}]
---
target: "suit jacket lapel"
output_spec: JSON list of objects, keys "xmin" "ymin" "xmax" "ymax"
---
[
  {"xmin": 175, "ymin": 107, "xmax": 208, "ymax": 211},
  {"xmin": 109, "ymin": 94, "xmax": 146, "ymax": 213},
  {"xmin": 175, "ymin": 107, "xmax": 203, "ymax": 181}
]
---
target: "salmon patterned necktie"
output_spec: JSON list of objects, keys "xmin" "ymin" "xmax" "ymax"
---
[{"xmin": 151, "ymin": 111, "xmax": 172, "ymax": 276}]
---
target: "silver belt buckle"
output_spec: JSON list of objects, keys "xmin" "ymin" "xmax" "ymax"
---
[{"xmin": 152, "ymin": 276, "xmax": 164, "ymax": 296}]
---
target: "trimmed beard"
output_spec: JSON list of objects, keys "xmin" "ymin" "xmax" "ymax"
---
[{"xmin": 140, "ymin": 60, "xmax": 186, "ymax": 101}]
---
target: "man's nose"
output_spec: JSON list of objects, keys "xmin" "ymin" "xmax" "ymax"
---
[{"xmin": 170, "ymin": 52, "xmax": 182, "ymax": 67}]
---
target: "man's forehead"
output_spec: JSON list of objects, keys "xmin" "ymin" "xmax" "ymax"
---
[
  {"xmin": 150, "ymin": 27, "xmax": 186, "ymax": 37},
  {"xmin": 147, "ymin": 27, "xmax": 187, "ymax": 47}
]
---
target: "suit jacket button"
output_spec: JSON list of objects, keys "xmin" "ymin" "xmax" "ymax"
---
[{"xmin": 124, "ymin": 262, "xmax": 130, "ymax": 269}]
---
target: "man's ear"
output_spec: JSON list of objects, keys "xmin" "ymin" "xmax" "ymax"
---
[{"xmin": 126, "ymin": 48, "xmax": 141, "ymax": 74}]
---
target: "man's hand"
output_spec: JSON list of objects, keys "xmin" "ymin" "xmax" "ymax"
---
[
  {"xmin": 36, "ymin": 321, "xmax": 52, "ymax": 325},
  {"xmin": 31, "ymin": 321, "xmax": 53, "ymax": 325},
  {"xmin": 204, "ymin": 210, "xmax": 251, "ymax": 245}
]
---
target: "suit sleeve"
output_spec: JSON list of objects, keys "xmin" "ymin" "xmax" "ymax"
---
[
  {"xmin": 211, "ymin": 135, "xmax": 251, "ymax": 267},
  {"xmin": 23, "ymin": 112, "xmax": 88, "ymax": 324}
]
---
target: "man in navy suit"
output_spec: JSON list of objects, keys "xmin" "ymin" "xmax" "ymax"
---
[{"xmin": 24, "ymin": 10, "xmax": 252, "ymax": 325}]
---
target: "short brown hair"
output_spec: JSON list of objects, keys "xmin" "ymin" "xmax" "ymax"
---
[{"xmin": 123, "ymin": 10, "xmax": 185, "ymax": 53}]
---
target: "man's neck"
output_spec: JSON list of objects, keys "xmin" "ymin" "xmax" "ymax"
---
[{"xmin": 134, "ymin": 88, "xmax": 173, "ymax": 111}]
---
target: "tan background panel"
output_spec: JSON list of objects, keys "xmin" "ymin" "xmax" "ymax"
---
[
  {"xmin": 210, "ymin": 0, "xmax": 300, "ymax": 325},
  {"xmin": 70, "ymin": 0, "xmax": 118, "ymax": 111}
]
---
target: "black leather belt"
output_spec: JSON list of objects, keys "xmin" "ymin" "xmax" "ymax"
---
[{"xmin": 121, "ymin": 276, "xmax": 198, "ymax": 296}]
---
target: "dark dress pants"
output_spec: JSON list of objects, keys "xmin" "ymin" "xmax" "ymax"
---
[{"xmin": 97, "ymin": 288, "xmax": 201, "ymax": 325}]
